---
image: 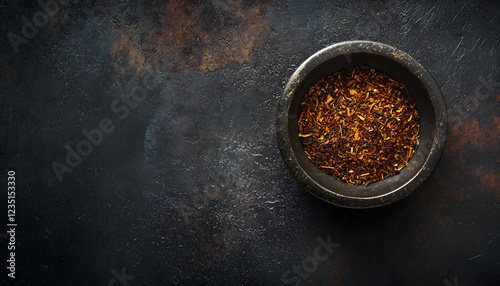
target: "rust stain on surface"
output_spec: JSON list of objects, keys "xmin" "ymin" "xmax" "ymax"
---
[
  {"xmin": 108, "ymin": 24, "xmax": 149, "ymax": 75},
  {"xmin": 436, "ymin": 115, "xmax": 500, "ymax": 201},
  {"xmin": 435, "ymin": 214, "xmax": 453, "ymax": 226},
  {"xmin": 408, "ymin": 116, "xmax": 499, "ymax": 229},
  {"xmin": 448, "ymin": 119, "xmax": 489, "ymax": 151},
  {"xmin": 447, "ymin": 117, "xmax": 499, "ymax": 166},
  {"xmin": 199, "ymin": 3, "xmax": 270, "ymax": 71},
  {"xmin": 102, "ymin": 0, "xmax": 271, "ymax": 74},
  {"xmin": 471, "ymin": 166, "xmax": 500, "ymax": 200},
  {"xmin": 157, "ymin": 0, "xmax": 208, "ymax": 71},
  {"xmin": 198, "ymin": 233, "xmax": 240, "ymax": 262}
]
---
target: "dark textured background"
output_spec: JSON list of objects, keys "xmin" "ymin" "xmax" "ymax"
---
[{"xmin": 1, "ymin": 0, "xmax": 499, "ymax": 285}]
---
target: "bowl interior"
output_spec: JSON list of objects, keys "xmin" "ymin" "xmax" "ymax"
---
[{"xmin": 287, "ymin": 52, "xmax": 437, "ymax": 198}]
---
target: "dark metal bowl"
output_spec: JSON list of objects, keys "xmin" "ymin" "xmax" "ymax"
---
[{"xmin": 276, "ymin": 41, "xmax": 447, "ymax": 208}]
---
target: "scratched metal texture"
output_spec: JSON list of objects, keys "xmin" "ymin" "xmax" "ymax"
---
[{"xmin": 0, "ymin": 0, "xmax": 499, "ymax": 285}]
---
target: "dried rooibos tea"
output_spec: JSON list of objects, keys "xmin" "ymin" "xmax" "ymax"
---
[{"xmin": 298, "ymin": 66, "xmax": 419, "ymax": 186}]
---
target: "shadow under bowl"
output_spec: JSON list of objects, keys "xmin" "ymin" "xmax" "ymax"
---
[{"xmin": 276, "ymin": 41, "xmax": 447, "ymax": 208}]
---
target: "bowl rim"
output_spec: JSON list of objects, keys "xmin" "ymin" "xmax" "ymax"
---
[{"xmin": 276, "ymin": 40, "xmax": 447, "ymax": 208}]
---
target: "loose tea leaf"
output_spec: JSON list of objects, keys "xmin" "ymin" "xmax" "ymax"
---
[{"xmin": 298, "ymin": 66, "xmax": 420, "ymax": 186}]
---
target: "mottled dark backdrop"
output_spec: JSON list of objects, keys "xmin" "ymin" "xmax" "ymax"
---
[{"xmin": 0, "ymin": 0, "xmax": 499, "ymax": 285}]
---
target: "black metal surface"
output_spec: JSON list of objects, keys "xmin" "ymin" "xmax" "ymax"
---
[{"xmin": 1, "ymin": 0, "xmax": 499, "ymax": 285}]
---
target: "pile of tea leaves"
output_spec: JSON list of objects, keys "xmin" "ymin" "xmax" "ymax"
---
[{"xmin": 298, "ymin": 66, "xmax": 420, "ymax": 186}]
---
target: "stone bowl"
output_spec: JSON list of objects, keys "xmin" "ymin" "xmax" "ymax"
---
[{"xmin": 276, "ymin": 41, "xmax": 447, "ymax": 208}]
